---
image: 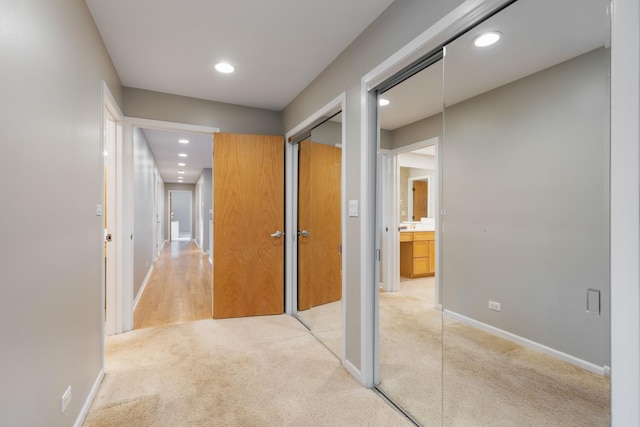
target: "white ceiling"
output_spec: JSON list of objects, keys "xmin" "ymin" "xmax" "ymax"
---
[
  {"xmin": 142, "ymin": 128, "xmax": 212, "ymax": 184},
  {"xmin": 85, "ymin": 0, "xmax": 395, "ymax": 111},
  {"xmin": 379, "ymin": 0, "xmax": 609, "ymax": 130},
  {"xmin": 89, "ymin": 0, "xmax": 608, "ymax": 183}
]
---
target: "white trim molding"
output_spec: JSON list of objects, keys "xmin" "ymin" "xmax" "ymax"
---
[
  {"xmin": 133, "ymin": 265, "xmax": 154, "ymax": 312},
  {"xmin": 74, "ymin": 369, "xmax": 104, "ymax": 427},
  {"xmin": 444, "ymin": 310, "xmax": 609, "ymax": 376}
]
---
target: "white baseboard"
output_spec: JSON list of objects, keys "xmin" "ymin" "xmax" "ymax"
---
[
  {"xmin": 444, "ymin": 309, "xmax": 607, "ymax": 376},
  {"xmin": 208, "ymin": 255, "xmax": 213, "ymax": 265},
  {"xmin": 133, "ymin": 265, "xmax": 154, "ymax": 311},
  {"xmin": 193, "ymin": 239, "xmax": 201, "ymax": 250},
  {"xmin": 343, "ymin": 359, "xmax": 362, "ymax": 384},
  {"xmin": 74, "ymin": 369, "xmax": 104, "ymax": 427},
  {"xmin": 161, "ymin": 240, "xmax": 167, "ymax": 250}
]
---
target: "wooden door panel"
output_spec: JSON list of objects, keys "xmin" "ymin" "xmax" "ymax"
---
[
  {"xmin": 298, "ymin": 140, "xmax": 342, "ymax": 310},
  {"xmin": 413, "ymin": 180, "xmax": 428, "ymax": 220},
  {"xmin": 213, "ymin": 133, "xmax": 284, "ymax": 319}
]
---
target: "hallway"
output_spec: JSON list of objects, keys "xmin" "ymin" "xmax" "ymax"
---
[{"xmin": 134, "ymin": 241, "xmax": 212, "ymax": 329}]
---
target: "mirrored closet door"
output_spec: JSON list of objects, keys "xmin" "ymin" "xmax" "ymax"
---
[
  {"xmin": 374, "ymin": 0, "xmax": 611, "ymax": 425},
  {"xmin": 295, "ymin": 113, "xmax": 343, "ymax": 358},
  {"xmin": 440, "ymin": 0, "xmax": 610, "ymax": 425},
  {"xmin": 376, "ymin": 59, "xmax": 444, "ymax": 426}
]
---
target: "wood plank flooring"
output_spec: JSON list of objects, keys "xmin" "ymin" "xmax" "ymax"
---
[{"xmin": 134, "ymin": 241, "xmax": 212, "ymax": 329}]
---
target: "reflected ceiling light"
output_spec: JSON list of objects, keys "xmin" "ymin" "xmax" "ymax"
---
[
  {"xmin": 474, "ymin": 31, "xmax": 502, "ymax": 47},
  {"xmin": 178, "ymin": 139, "xmax": 189, "ymax": 144},
  {"xmin": 379, "ymin": 98, "xmax": 390, "ymax": 106},
  {"xmin": 178, "ymin": 162, "xmax": 186, "ymax": 167},
  {"xmin": 215, "ymin": 62, "xmax": 235, "ymax": 73},
  {"xmin": 178, "ymin": 170, "xmax": 185, "ymax": 174},
  {"xmin": 178, "ymin": 153, "xmax": 188, "ymax": 157}
]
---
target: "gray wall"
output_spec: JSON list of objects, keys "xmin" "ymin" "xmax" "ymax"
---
[
  {"xmin": 133, "ymin": 128, "xmax": 160, "ymax": 299},
  {"xmin": 442, "ymin": 48, "xmax": 610, "ymax": 366},
  {"xmin": 310, "ymin": 120, "xmax": 342, "ymax": 146},
  {"xmin": 282, "ymin": 0, "xmax": 465, "ymax": 371},
  {"xmin": 171, "ymin": 191, "xmax": 191, "ymax": 234},
  {"xmin": 0, "ymin": 0, "xmax": 122, "ymax": 425},
  {"xmin": 124, "ymin": 87, "xmax": 283, "ymax": 135},
  {"xmin": 391, "ymin": 113, "xmax": 442, "ymax": 149}
]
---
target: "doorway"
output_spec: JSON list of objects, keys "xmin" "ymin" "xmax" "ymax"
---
[{"xmin": 168, "ymin": 190, "xmax": 192, "ymax": 241}]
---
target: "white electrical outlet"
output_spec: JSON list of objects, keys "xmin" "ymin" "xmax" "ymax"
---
[
  {"xmin": 61, "ymin": 386, "xmax": 72, "ymax": 413},
  {"xmin": 488, "ymin": 301, "xmax": 501, "ymax": 312}
]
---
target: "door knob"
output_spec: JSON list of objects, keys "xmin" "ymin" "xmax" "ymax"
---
[
  {"xmin": 299, "ymin": 229, "xmax": 310, "ymax": 237},
  {"xmin": 105, "ymin": 233, "xmax": 113, "ymax": 242},
  {"xmin": 270, "ymin": 230, "xmax": 283, "ymax": 238}
]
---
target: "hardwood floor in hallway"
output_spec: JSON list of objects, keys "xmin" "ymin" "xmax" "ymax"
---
[{"xmin": 134, "ymin": 241, "xmax": 212, "ymax": 329}]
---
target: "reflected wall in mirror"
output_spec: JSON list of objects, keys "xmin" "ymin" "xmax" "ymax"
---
[
  {"xmin": 296, "ymin": 112, "xmax": 343, "ymax": 358},
  {"xmin": 374, "ymin": 0, "xmax": 610, "ymax": 424},
  {"xmin": 441, "ymin": 0, "xmax": 610, "ymax": 424},
  {"xmin": 377, "ymin": 60, "xmax": 443, "ymax": 425}
]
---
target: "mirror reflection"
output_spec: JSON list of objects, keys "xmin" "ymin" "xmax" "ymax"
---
[
  {"xmin": 377, "ymin": 60, "xmax": 443, "ymax": 425},
  {"xmin": 296, "ymin": 113, "xmax": 343, "ymax": 358},
  {"xmin": 442, "ymin": 0, "xmax": 609, "ymax": 424},
  {"xmin": 376, "ymin": 0, "xmax": 610, "ymax": 425}
]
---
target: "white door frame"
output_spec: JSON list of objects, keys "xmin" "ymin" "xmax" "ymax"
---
[
  {"xmin": 121, "ymin": 117, "xmax": 218, "ymax": 331},
  {"xmin": 102, "ymin": 82, "xmax": 124, "ymax": 337}
]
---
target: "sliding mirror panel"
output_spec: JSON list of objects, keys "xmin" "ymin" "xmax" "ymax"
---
[
  {"xmin": 376, "ymin": 60, "xmax": 444, "ymax": 425},
  {"xmin": 297, "ymin": 113, "xmax": 343, "ymax": 358},
  {"xmin": 441, "ymin": 0, "xmax": 610, "ymax": 424}
]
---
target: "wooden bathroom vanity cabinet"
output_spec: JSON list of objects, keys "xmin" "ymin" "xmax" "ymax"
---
[{"xmin": 400, "ymin": 231, "xmax": 435, "ymax": 278}]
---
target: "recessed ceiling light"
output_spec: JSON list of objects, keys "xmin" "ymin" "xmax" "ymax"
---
[
  {"xmin": 178, "ymin": 139, "xmax": 189, "ymax": 144},
  {"xmin": 179, "ymin": 153, "xmax": 188, "ymax": 157},
  {"xmin": 379, "ymin": 98, "xmax": 390, "ymax": 106},
  {"xmin": 178, "ymin": 162, "xmax": 186, "ymax": 167},
  {"xmin": 215, "ymin": 62, "xmax": 235, "ymax": 74},
  {"xmin": 474, "ymin": 31, "xmax": 502, "ymax": 47},
  {"xmin": 178, "ymin": 171, "xmax": 185, "ymax": 174}
]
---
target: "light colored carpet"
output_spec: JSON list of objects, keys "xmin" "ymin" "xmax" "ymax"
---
[
  {"xmin": 379, "ymin": 277, "xmax": 610, "ymax": 426},
  {"xmin": 84, "ymin": 314, "xmax": 411, "ymax": 427}
]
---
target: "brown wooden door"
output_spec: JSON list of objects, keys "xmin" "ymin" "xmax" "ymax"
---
[
  {"xmin": 298, "ymin": 140, "xmax": 341, "ymax": 310},
  {"xmin": 213, "ymin": 133, "xmax": 284, "ymax": 319},
  {"xmin": 413, "ymin": 180, "xmax": 428, "ymax": 220}
]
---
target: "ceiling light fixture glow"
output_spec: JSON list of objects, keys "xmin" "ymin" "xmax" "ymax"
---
[
  {"xmin": 379, "ymin": 98, "xmax": 390, "ymax": 106},
  {"xmin": 178, "ymin": 170, "xmax": 185, "ymax": 174},
  {"xmin": 215, "ymin": 62, "xmax": 235, "ymax": 74},
  {"xmin": 178, "ymin": 153, "xmax": 188, "ymax": 157},
  {"xmin": 178, "ymin": 139, "xmax": 189, "ymax": 144},
  {"xmin": 178, "ymin": 162, "xmax": 186, "ymax": 166},
  {"xmin": 474, "ymin": 31, "xmax": 502, "ymax": 47}
]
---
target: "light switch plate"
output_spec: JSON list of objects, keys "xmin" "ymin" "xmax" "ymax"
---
[
  {"xmin": 349, "ymin": 200, "xmax": 359, "ymax": 217},
  {"xmin": 96, "ymin": 204, "xmax": 103, "ymax": 216}
]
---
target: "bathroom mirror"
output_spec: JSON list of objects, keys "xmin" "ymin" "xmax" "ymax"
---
[
  {"xmin": 296, "ymin": 112, "xmax": 343, "ymax": 358},
  {"xmin": 441, "ymin": 0, "xmax": 610, "ymax": 424}
]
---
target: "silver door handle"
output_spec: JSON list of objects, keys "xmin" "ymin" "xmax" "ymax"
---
[
  {"xmin": 299, "ymin": 229, "xmax": 310, "ymax": 237},
  {"xmin": 270, "ymin": 230, "xmax": 283, "ymax": 238}
]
